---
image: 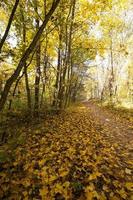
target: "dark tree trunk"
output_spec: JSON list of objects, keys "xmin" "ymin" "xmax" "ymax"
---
[
  {"xmin": 8, "ymin": 74, "xmax": 23, "ymax": 110},
  {"xmin": 24, "ymin": 66, "xmax": 31, "ymax": 110},
  {"xmin": 0, "ymin": 0, "xmax": 60, "ymax": 111},
  {"xmin": 63, "ymin": 0, "xmax": 76, "ymax": 107},
  {"xmin": 0, "ymin": 0, "xmax": 20, "ymax": 53},
  {"xmin": 21, "ymin": 8, "xmax": 32, "ymax": 111}
]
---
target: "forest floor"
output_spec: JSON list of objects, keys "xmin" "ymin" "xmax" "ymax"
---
[{"xmin": 0, "ymin": 102, "xmax": 133, "ymax": 200}]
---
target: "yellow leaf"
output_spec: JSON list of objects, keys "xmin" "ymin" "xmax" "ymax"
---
[
  {"xmin": 85, "ymin": 183, "xmax": 95, "ymax": 192},
  {"xmin": 59, "ymin": 170, "xmax": 69, "ymax": 177},
  {"xmin": 49, "ymin": 175, "xmax": 57, "ymax": 182},
  {"xmin": 126, "ymin": 160, "xmax": 133, "ymax": 165},
  {"xmin": 85, "ymin": 184, "xmax": 99, "ymax": 200},
  {"xmin": 88, "ymin": 171, "xmax": 101, "ymax": 180},
  {"xmin": 63, "ymin": 181, "xmax": 70, "ymax": 188},
  {"xmin": 39, "ymin": 159, "xmax": 46, "ymax": 166},
  {"xmin": 39, "ymin": 187, "xmax": 49, "ymax": 198},
  {"xmin": 86, "ymin": 191, "xmax": 93, "ymax": 200},
  {"xmin": 113, "ymin": 180, "xmax": 120, "ymax": 188},
  {"xmin": 23, "ymin": 191, "xmax": 28, "ymax": 200},
  {"xmin": 22, "ymin": 179, "xmax": 31, "ymax": 187},
  {"xmin": 125, "ymin": 182, "xmax": 133, "ymax": 191},
  {"xmin": 125, "ymin": 168, "xmax": 132, "ymax": 175},
  {"xmin": 41, "ymin": 167, "xmax": 48, "ymax": 176},
  {"xmin": 54, "ymin": 183, "xmax": 63, "ymax": 193},
  {"xmin": 117, "ymin": 188, "xmax": 127, "ymax": 199}
]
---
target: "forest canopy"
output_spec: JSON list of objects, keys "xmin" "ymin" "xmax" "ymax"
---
[{"xmin": 0, "ymin": 0, "xmax": 133, "ymax": 114}]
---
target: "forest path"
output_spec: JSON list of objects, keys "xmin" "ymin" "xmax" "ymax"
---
[
  {"xmin": 84, "ymin": 101, "xmax": 133, "ymax": 151},
  {"xmin": 0, "ymin": 103, "xmax": 133, "ymax": 199}
]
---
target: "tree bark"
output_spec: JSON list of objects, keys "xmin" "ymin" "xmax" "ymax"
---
[
  {"xmin": 21, "ymin": 8, "xmax": 32, "ymax": 111},
  {"xmin": 8, "ymin": 73, "xmax": 23, "ymax": 110},
  {"xmin": 0, "ymin": 0, "xmax": 20, "ymax": 53},
  {"xmin": 53, "ymin": 29, "xmax": 62, "ymax": 108},
  {"xmin": 65, "ymin": 0, "xmax": 76, "ymax": 106},
  {"xmin": 40, "ymin": 0, "xmax": 48, "ymax": 108},
  {"xmin": 58, "ymin": 0, "xmax": 76, "ymax": 108},
  {"xmin": 34, "ymin": 0, "xmax": 41, "ymax": 115},
  {"xmin": 0, "ymin": 0, "xmax": 60, "ymax": 111},
  {"xmin": 109, "ymin": 37, "xmax": 114, "ymax": 102},
  {"xmin": 24, "ymin": 66, "xmax": 31, "ymax": 110}
]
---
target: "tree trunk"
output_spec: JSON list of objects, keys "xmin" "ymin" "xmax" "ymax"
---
[
  {"xmin": 53, "ymin": 30, "xmax": 62, "ymax": 108},
  {"xmin": 8, "ymin": 73, "xmax": 23, "ymax": 110},
  {"xmin": 40, "ymin": 51, "xmax": 48, "ymax": 108},
  {"xmin": 34, "ymin": 0, "xmax": 41, "ymax": 115},
  {"xmin": 0, "ymin": 0, "xmax": 60, "ymax": 111},
  {"xmin": 0, "ymin": 0, "xmax": 20, "ymax": 53},
  {"xmin": 40, "ymin": 0, "xmax": 48, "ymax": 108},
  {"xmin": 24, "ymin": 66, "xmax": 31, "ymax": 110},
  {"xmin": 64, "ymin": 0, "xmax": 76, "ymax": 107},
  {"xmin": 109, "ymin": 36, "xmax": 114, "ymax": 102},
  {"xmin": 21, "ymin": 8, "xmax": 32, "ymax": 111}
]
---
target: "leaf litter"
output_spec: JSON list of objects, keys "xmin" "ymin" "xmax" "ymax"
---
[{"xmin": 0, "ymin": 104, "xmax": 133, "ymax": 199}]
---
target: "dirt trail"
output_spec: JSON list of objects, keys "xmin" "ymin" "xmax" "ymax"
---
[{"xmin": 84, "ymin": 101, "xmax": 133, "ymax": 145}]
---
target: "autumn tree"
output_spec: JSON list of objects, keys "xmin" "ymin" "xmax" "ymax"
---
[{"xmin": 0, "ymin": 0, "xmax": 60, "ymax": 111}]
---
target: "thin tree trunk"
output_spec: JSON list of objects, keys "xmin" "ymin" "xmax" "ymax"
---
[
  {"xmin": 56, "ymin": 2, "xmax": 73, "ymax": 109},
  {"xmin": 0, "ymin": 0, "xmax": 60, "ymax": 111},
  {"xmin": 40, "ymin": 0, "xmax": 48, "ymax": 108},
  {"xmin": 65, "ymin": 0, "xmax": 76, "ymax": 107},
  {"xmin": 40, "ymin": 52, "xmax": 48, "ymax": 108},
  {"xmin": 24, "ymin": 66, "xmax": 31, "ymax": 110},
  {"xmin": 21, "ymin": 8, "xmax": 32, "ymax": 111},
  {"xmin": 109, "ymin": 37, "xmax": 114, "ymax": 102},
  {"xmin": 34, "ymin": 43, "xmax": 41, "ymax": 114},
  {"xmin": 0, "ymin": 0, "xmax": 20, "ymax": 53},
  {"xmin": 8, "ymin": 73, "xmax": 24, "ymax": 110},
  {"xmin": 53, "ymin": 30, "xmax": 62, "ymax": 108},
  {"xmin": 34, "ymin": 0, "xmax": 41, "ymax": 115}
]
